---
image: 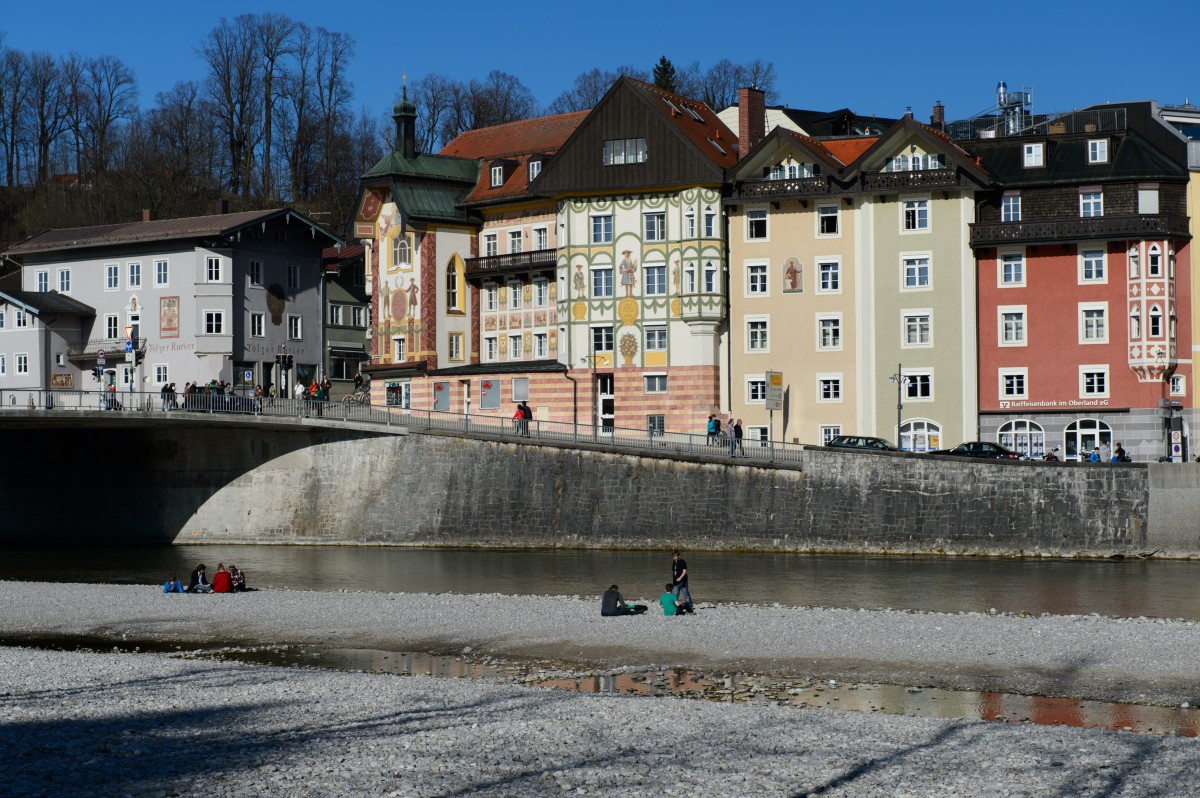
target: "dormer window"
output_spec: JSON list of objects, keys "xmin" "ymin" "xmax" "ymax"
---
[
  {"xmin": 528, "ymin": 159, "xmax": 542, "ymax": 181},
  {"xmin": 490, "ymin": 164, "xmax": 505, "ymax": 187},
  {"xmin": 1023, "ymin": 142, "xmax": 1044, "ymax": 168},
  {"xmin": 1087, "ymin": 139, "xmax": 1109, "ymax": 164}
]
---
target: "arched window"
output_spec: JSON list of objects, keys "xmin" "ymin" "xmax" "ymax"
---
[
  {"xmin": 998, "ymin": 419, "xmax": 1045, "ymax": 458},
  {"xmin": 684, "ymin": 208, "xmax": 695, "ymax": 238},
  {"xmin": 445, "ymin": 254, "xmax": 465, "ymax": 313},
  {"xmin": 392, "ymin": 234, "xmax": 410, "ymax": 269},
  {"xmin": 1148, "ymin": 244, "xmax": 1162, "ymax": 277},
  {"xmin": 787, "ymin": 163, "xmax": 800, "ymax": 179},
  {"xmin": 1064, "ymin": 418, "xmax": 1112, "ymax": 461},
  {"xmin": 899, "ymin": 419, "xmax": 941, "ymax": 452},
  {"xmin": 1129, "ymin": 306, "xmax": 1141, "ymax": 338},
  {"xmin": 1128, "ymin": 245, "xmax": 1139, "ymax": 278},
  {"xmin": 1149, "ymin": 304, "xmax": 1162, "ymax": 337},
  {"xmin": 911, "ymin": 154, "xmax": 924, "ymax": 170},
  {"xmin": 703, "ymin": 261, "xmax": 718, "ymax": 293}
]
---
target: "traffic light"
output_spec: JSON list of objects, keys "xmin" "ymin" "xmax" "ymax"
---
[{"xmin": 286, "ymin": 354, "xmax": 294, "ymax": 369}]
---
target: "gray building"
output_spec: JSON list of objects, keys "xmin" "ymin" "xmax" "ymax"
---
[
  {"xmin": 0, "ymin": 208, "xmax": 341, "ymax": 395},
  {"xmin": 322, "ymin": 243, "xmax": 369, "ymax": 399}
]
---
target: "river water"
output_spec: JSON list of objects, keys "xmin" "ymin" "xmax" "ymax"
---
[{"xmin": 3, "ymin": 544, "xmax": 1198, "ymax": 619}]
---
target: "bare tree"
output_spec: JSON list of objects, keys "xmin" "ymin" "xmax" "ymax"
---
[
  {"xmin": 740, "ymin": 58, "xmax": 779, "ymax": 104},
  {"xmin": 314, "ymin": 27, "xmax": 353, "ymax": 204},
  {"xmin": 199, "ymin": 15, "xmax": 262, "ymax": 196},
  {"xmin": 255, "ymin": 12, "xmax": 297, "ymax": 200},
  {"xmin": 279, "ymin": 23, "xmax": 319, "ymax": 202},
  {"xmin": 436, "ymin": 70, "xmax": 536, "ymax": 146},
  {"xmin": 25, "ymin": 52, "xmax": 68, "ymax": 185},
  {"xmin": 59, "ymin": 53, "xmax": 86, "ymax": 179},
  {"xmin": 81, "ymin": 55, "xmax": 138, "ymax": 179},
  {"xmin": 546, "ymin": 66, "xmax": 646, "ymax": 114},
  {"xmin": 0, "ymin": 48, "xmax": 30, "ymax": 185},
  {"xmin": 409, "ymin": 73, "xmax": 455, "ymax": 153}
]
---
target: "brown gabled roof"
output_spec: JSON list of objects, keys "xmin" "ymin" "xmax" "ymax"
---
[
  {"xmin": 625, "ymin": 78, "xmax": 739, "ymax": 169},
  {"xmin": 776, "ymin": 129, "xmax": 864, "ymax": 170},
  {"xmin": 821, "ymin": 137, "xmax": 879, "ymax": 167},
  {"xmin": 439, "ymin": 111, "xmax": 588, "ymax": 159},
  {"xmin": 4, "ymin": 208, "xmax": 342, "ymax": 257}
]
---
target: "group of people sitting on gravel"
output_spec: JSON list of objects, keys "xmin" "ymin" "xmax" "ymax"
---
[
  {"xmin": 163, "ymin": 562, "xmax": 248, "ymax": 594},
  {"xmin": 601, "ymin": 551, "xmax": 696, "ymax": 617}
]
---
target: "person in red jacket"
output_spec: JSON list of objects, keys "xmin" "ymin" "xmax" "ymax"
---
[{"xmin": 211, "ymin": 562, "xmax": 233, "ymax": 593}]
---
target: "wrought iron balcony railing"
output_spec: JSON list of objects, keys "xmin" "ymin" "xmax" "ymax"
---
[
  {"xmin": 465, "ymin": 248, "xmax": 557, "ymax": 277},
  {"xmin": 970, "ymin": 214, "xmax": 1191, "ymax": 247}
]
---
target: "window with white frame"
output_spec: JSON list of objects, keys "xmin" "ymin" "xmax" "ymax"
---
[
  {"xmin": 1087, "ymin": 139, "xmax": 1109, "ymax": 164},
  {"xmin": 904, "ymin": 372, "xmax": 932, "ymax": 399},
  {"xmin": 1080, "ymin": 248, "xmax": 1106, "ymax": 282},
  {"xmin": 204, "ymin": 310, "xmax": 224, "ymax": 335},
  {"xmin": 287, "ymin": 264, "xmax": 300, "ymax": 290},
  {"xmin": 528, "ymin": 160, "xmax": 542, "ymax": 181},
  {"xmin": 250, "ymin": 312, "xmax": 264, "ymax": 337},
  {"xmin": 903, "ymin": 312, "xmax": 931, "ymax": 346},
  {"xmin": 206, "ymin": 257, "xmax": 222, "ymax": 282},
  {"xmin": 747, "ymin": 262, "xmax": 768, "ymax": 295},
  {"xmin": 534, "ymin": 332, "xmax": 548, "ymax": 358},
  {"xmin": 36, "ymin": 271, "xmax": 48, "ymax": 292},
  {"xmin": 684, "ymin": 208, "xmax": 696, "ymax": 238},
  {"xmin": 328, "ymin": 305, "xmax": 344, "ymax": 325},
  {"xmin": 1130, "ymin": 306, "xmax": 1141, "ymax": 338},
  {"xmin": 57, "ymin": 268, "xmax": 71, "ymax": 292},
  {"xmin": 490, "ymin": 164, "xmax": 504, "ymax": 187},
  {"xmin": 484, "ymin": 336, "xmax": 497, "ymax": 361},
  {"xmin": 247, "ymin": 260, "xmax": 262, "ymax": 287},
  {"xmin": 106, "ymin": 264, "xmax": 119, "ymax": 290},
  {"xmin": 484, "ymin": 285, "xmax": 498, "ymax": 311},
  {"xmin": 704, "ymin": 261, "xmax": 718, "ymax": 293},
  {"xmin": 508, "ymin": 281, "xmax": 523, "ymax": 309},
  {"xmin": 746, "ymin": 208, "xmax": 768, "ymax": 240},
  {"xmin": 534, "ymin": 227, "xmax": 548, "ymax": 250},
  {"xmin": 644, "ymin": 324, "xmax": 667, "ymax": 352},
  {"xmin": 999, "ymin": 307, "xmax": 1026, "ymax": 345},
  {"xmin": 648, "ymin": 414, "xmax": 666, "ymax": 435},
  {"xmin": 509, "ymin": 230, "xmax": 522, "ymax": 254},
  {"xmin": 15, "ymin": 309, "xmax": 27, "ymax": 328},
  {"xmin": 1081, "ymin": 366, "xmax": 1109, "ymax": 397},
  {"xmin": 817, "ymin": 205, "xmax": 839, "ymax": 236},
  {"xmin": 1001, "ymin": 193, "xmax": 1021, "ymax": 222},
  {"xmin": 0, "ymin": 354, "xmax": 5, "ymax": 376},
  {"xmin": 591, "ymin": 214, "xmax": 613, "ymax": 243},
  {"xmin": 1081, "ymin": 304, "xmax": 1107, "ymax": 343},
  {"xmin": 1128, "ymin": 245, "xmax": 1140, "ymax": 277},
  {"xmin": 0, "ymin": 310, "xmax": 4, "ymax": 328},
  {"xmin": 704, "ymin": 207, "xmax": 716, "ymax": 237},
  {"xmin": 819, "ymin": 425, "xmax": 841, "ymax": 444},
  {"xmin": 105, "ymin": 315, "xmax": 119, "ymax": 339},
  {"xmin": 484, "ymin": 233, "xmax": 498, "ymax": 257},
  {"xmin": 902, "ymin": 198, "xmax": 929, "ymax": 231},
  {"xmin": 1170, "ymin": 375, "xmax": 1186, "ymax": 397},
  {"xmin": 747, "ymin": 318, "xmax": 768, "ymax": 351},
  {"xmin": 394, "ymin": 337, "xmax": 407, "ymax": 362},
  {"xmin": 999, "ymin": 419, "xmax": 1044, "ymax": 458},
  {"xmin": 684, "ymin": 262, "xmax": 696, "ymax": 293},
  {"xmin": 1080, "ymin": 191, "xmax": 1103, "ymax": 218},
  {"xmin": 602, "ymin": 138, "xmax": 647, "ymax": 165},
  {"xmin": 154, "ymin": 364, "xmax": 168, "ymax": 385},
  {"xmin": 127, "ymin": 261, "xmax": 141, "ymax": 289},
  {"xmin": 1023, "ymin": 143, "xmax": 1044, "ymax": 168},
  {"xmin": 16, "ymin": 354, "xmax": 28, "ymax": 374},
  {"xmin": 817, "ymin": 315, "xmax": 842, "ymax": 350},
  {"xmin": 644, "ymin": 262, "xmax": 666, "ymax": 295},
  {"xmin": 534, "ymin": 279, "xmax": 548, "ymax": 307},
  {"xmin": 644, "ymin": 374, "xmax": 667, "ymax": 393},
  {"xmin": 1148, "ymin": 244, "xmax": 1162, "ymax": 277},
  {"xmin": 1139, "ymin": 186, "xmax": 1160, "ymax": 215},
  {"xmin": 592, "ymin": 325, "xmax": 614, "ymax": 353},
  {"xmin": 1000, "ymin": 252, "xmax": 1024, "ymax": 286},
  {"xmin": 902, "ymin": 256, "xmax": 930, "ymax": 289},
  {"xmin": 1149, "ymin": 304, "xmax": 1163, "ymax": 337},
  {"xmin": 591, "ymin": 265, "xmax": 613, "ymax": 297},
  {"xmin": 1000, "ymin": 369, "xmax": 1028, "ymax": 399},
  {"xmin": 817, "ymin": 375, "xmax": 842, "ymax": 402},
  {"xmin": 353, "ymin": 307, "xmax": 366, "ymax": 327},
  {"xmin": 449, "ymin": 332, "xmax": 463, "ymax": 361},
  {"xmin": 287, "ymin": 315, "xmax": 301, "ymax": 340},
  {"xmin": 155, "ymin": 259, "xmax": 168, "ymax": 287},
  {"xmin": 644, "ymin": 212, "xmax": 666, "ymax": 242},
  {"xmin": 747, "ymin": 377, "xmax": 766, "ymax": 402},
  {"xmin": 393, "ymin": 235, "xmax": 411, "ymax": 267},
  {"xmin": 817, "ymin": 259, "xmax": 840, "ymax": 293}
]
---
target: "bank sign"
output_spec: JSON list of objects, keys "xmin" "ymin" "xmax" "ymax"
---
[{"xmin": 998, "ymin": 398, "xmax": 1110, "ymax": 409}]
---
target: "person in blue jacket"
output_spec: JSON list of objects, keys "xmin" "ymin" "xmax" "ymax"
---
[{"xmin": 163, "ymin": 575, "xmax": 185, "ymax": 593}]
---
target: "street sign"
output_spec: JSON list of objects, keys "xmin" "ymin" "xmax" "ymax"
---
[
  {"xmin": 765, "ymin": 371, "xmax": 784, "ymax": 411},
  {"xmin": 124, "ymin": 340, "xmax": 133, "ymax": 353},
  {"xmin": 97, "ymin": 350, "xmax": 106, "ymax": 366}
]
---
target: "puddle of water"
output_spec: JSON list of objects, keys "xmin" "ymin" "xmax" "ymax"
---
[{"xmin": 6, "ymin": 635, "xmax": 1197, "ymax": 738}]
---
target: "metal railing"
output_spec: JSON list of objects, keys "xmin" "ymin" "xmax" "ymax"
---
[
  {"xmin": 0, "ymin": 388, "xmax": 808, "ymax": 465},
  {"xmin": 970, "ymin": 214, "xmax": 1190, "ymax": 247}
]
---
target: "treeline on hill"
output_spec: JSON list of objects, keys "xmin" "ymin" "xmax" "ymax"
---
[{"xmin": 0, "ymin": 15, "xmax": 776, "ymax": 246}]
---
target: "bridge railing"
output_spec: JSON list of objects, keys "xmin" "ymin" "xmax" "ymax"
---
[{"xmin": 0, "ymin": 388, "xmax": 806, "ymax": 464}]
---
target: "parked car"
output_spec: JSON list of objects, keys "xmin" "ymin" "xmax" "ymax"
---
[
  {"xmin": 825, "ymin": 435, "xmax": 898, "ymax": 451},
  {"xmin": 929, "ymin": 441, "xmax": 1022, "ymax": 460}
]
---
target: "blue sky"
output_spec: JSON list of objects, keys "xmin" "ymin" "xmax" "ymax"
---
[{"xmin": 5, "ymin": 1, "xmax": 1200, "ymax": 125}]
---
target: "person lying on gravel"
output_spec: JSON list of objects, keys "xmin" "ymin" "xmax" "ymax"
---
[
  {"xmin": 162, "ymin": 575, "xmax": 185, "ymax": 594},
  {"xmin": 600, "ymin": 585, "xmax": 646, "ymax": 616}
]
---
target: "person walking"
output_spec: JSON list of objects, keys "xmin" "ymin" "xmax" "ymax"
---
[
  {"xmin": 519, "ymin": 401, "xmax": 533, "ymax": 436},
  {"xmin": 513, "ymin": 403, "xmax": 526, "ymax": 435},
  {"xmin": 671, "ymin": 550, "xmax": 694, "ymax": 613},
  {"xmin": 734, "ymin": 418, "xmax": 745, "ymax": 456}
]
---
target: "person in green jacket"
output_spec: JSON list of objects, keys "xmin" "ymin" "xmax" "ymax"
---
[{"xmin": 659, "ymin": 583, "xmax": 683, "ymax": 616}]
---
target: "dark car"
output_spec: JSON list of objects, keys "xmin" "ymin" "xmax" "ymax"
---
[
  {"xmin": 929, "ymin": 441, "xmax": 1022, "ymax": 460},
  {"xmin": 825, "ymin": 435, "xmax": 898, "ymax": 451}
]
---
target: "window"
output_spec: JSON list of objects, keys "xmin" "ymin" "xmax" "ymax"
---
[
  {"xmin": 1149, "ymin": 305, "xmax": 1163, "ymax": 337},
  {"xmin": 287, "ymin": 315, "xmax": 302, "ymax": 340},
  {"xmin": 592, "ymin": 325, "xmax": 614, "ymax": 353},
  {"xmin": 747, "ymin": 378, "xmax": 766, "ymax": 402},
  {"xmin": 999, "ymin": 307, "xmax": 1026, "ymax": 345},
  {"xmin": 644, "ymin": 262, "xmax": 666, "ymax": 295},
  {"xmin": 902, "ymin": 199, "xmax": 929, "ymax": 231},
  {"xmin": 105, "ymin": 315, "xmax": 119, "ymax": 339},
  {"xmin": 1130, "ymin": 306, "xmax": 1141, "ymax": 338},
  {"xmin": 247, "ymin": 260, "xmax": 263, "ymax": 287},
  {"xmin": 288, "ymin": 264, "xmax": 300, "ymax": 290},
  {"xmin": 127, "ymin": 261, "xmax": 141, "ymax": 289},
  {"xmin": 0, "ymin": 355, "xmax": 5, "ymax": 375},
  {"xmin": 393, "ymin": 235, "xmax": 411, "ymax": 268},
  {"xmin": 449, "ymin": 332, "xmax": 463, "ymax": 361},
  {"xmin": 1080, "ymin": 249, "xmax": 1106, "ymax": 282},
  {"xmin": 534, "ymin": 279, "xmax": 548, "ymax": 307},
  {"xmin": 16, "ymin": 354, "xmax": 28, "ymax": 374},
  {"xmin": 1000, "ymin": 370, "xmax": 1028, "ymax": 399},
  {"xmin": 447, "ymin": 263, "xmax": 460, "ymax": 310},
  {"xmin": 645, "ymin": 325, "xmax": 667, "ymax": 351},
  {"xmin": 591, "ymin": 265, "xmax": 613, "ymax": 297},
  {"xmin": 483, "ymin": 233, "xmax": 498, "ymax": 257},
  {"xmin": 353, "ymin": 307, "xmax": 366, "ymax": 327},
  {"xmin": 329, "ymin": 305, "xmax": 344, "ymax": 325},
  {"xmin": 1128, "ymin": 245, "xmax": 1140, "ymax": 277},
  {"xmin": 644, "ymin": 374, "xmax": 667, "ymax": 393},
  {"xmin": 1081, "ymin": 366, "xmax": 1108, "ymax": 397},
  {"xmin": 1139, "ymin": 186, "xmax": 1160, "ymax": 215},
  {"xmin": 1000, "ymin": 253, "xmax": 1024, "ymax": 286},
  {"xmin": 204, "ymin": 311, "xmax": 224, "ymax": 335},
  {"xmin": 508, "ymin": 281, "xmax": 523, "ymax": 310},
  {"xmin": 1023, "ymin": 143, "xmax": 1044, "ymax": 168},
  {"xmin": 602, "ymin": 138, "xmax": 647, "ymax": 165},
  {"xmin": 250, "ymin": 312, "xmax": 264, "ymax": 337},
  {"xmin": 1170, "ymin": 375, "xmax": 1186, "ymax": 397},
  {"xmin": 904, "ymin": 372, "xmax": 932, "ymax": 400},
  {"xmin": 15, "ymin": 309, "xmax": 27, "ymax": 328},
  {"xmin": 534, "ymin": 332, "xmax": 548, "ymax": 358},
  {"xmin": 1001, "ymin": 194, "xmax": 1021, "ymax": 222},
  {"xmin": 683, "ymin": 262, "xmax": 696, "ymax": 293},
  {"xmin": 534, "ymin": 227, "xmax": 548, "ymax": 251},
  {"xmin": 684, "ymin": 209, "xmax": 695, "ymax": 238},
  {"xmin": 704, "ymin": 261, "xmax": 718, "ymax": 293},
  {"xmin": 394, "ymin": 337, "xmax": 407, "ymax": 362},
  {"xmin": 509, "ymin": 230, "xmax": 522, "ymax": 254},
  {"xmin": 817, "ymin": 205, "xmax": 839, "ymax": 236},
  {"xmin": 644, "ymin": 212, "xmax": 666, "ymax": 242},
  {"xmin": 206, "ymin": 256, "xmax": 222, "ymax": 282},
  {"xmin": 648, "ymin": 415, "xmax": 666, "ymax": 435},
  {"xmin": 36, "ymin": 271, "xmax": 48, "ymax": 292},
  {"xmin": 998, "ymin": 419, "xmax": 1044, "ymax": 458},
  {"xmin": 903, "ymin": 313, "xmax": 931, "ymax": 346},
  {"xmin": 703, "ymin": 207, "xmax": 716, "ymax": 237},
  {"xmin": 902, "ymin": 256, "xmax": 930, "ymax": 289},
  {"xmin": 820, "ymin": 426, "xmax": 842, "ymax": 445},
  {"xmin": 1148, "ymin": 244, "xmax": 1162, "ymax": 277},
  {"xmin": 485, "ymin": 285, "xmax": 498, "ymax": 311},
  {"xmin": 490, "ymin": 164, "xmax": 504, "ymax": 187},
  {"xmin": 106, "ymin": 264, "xmax": 119, "ymax": 290},
  {"xmin": 817, "ymin": 315, "xmax": 841, "ymax": 350},
  {"xmin": 155, "ymin": 259, "xmax": 169, "ymax": 287},
  {"xmin": 746, "ymin": 208, "xmax": 768, "ymax": 240},
  {"xmin": 818, "ymin": 376, "xmax": 842, "ymax": 402},
  {"xmin": 1080, "ymin": 191, "xmax": 1103, "ymax": 218},
  {"xmin": 747, "ymin": 262, "xmax": 767, "ymax": 295},
  {"xmin": 484, "ymin": 337, "xmax": 497, "ymax": 361},
  {"xmin": 1087, "ymin": 139, "xmax": 1108, "ymax": 164},
  {"xmin": 591, "ymin": 215, "xmax": 613, "ymax": 244},
  {"xmin": 1081, "ymin": 305, "xmax": 1107, "ymax": 343},
  {"xmin": 528, "ymin": 160, "xmax": 541, "ymax": 181},
  {"xmin": 57, "ymin": 269, "xmax": 71, "ymax": 292},
  {"xmin": 154, "ymin": 364, "xmax": 168, "ymax": 385},
  {"xmin": 0, "ymin": 311, "xmax": 4, "ymax": 328},
  {"xmin": 747, "ymin": 319, "xmax": 768, "ymax": 351},
  {"xmin": 817, "ymin": 259, "xmax": 840, "ymax": 293}
]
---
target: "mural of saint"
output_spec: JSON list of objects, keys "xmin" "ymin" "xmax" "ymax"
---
[
  {"xmin": 783, "ymin": 257, "xmax": 803, "ymax": 293},
  {"xmin": 619, "ymin": 250, "xmax": 637, "ymax": 297},
  {"xmin": 671, "ymin": 257, "xmax": 680, "ymax": 291},
  {"xmin": 573, "ymin": 263, "xmax": 586, "ymax": 296},
  {"xmin": 159, "ymin": 297, "xmax": 180, "ymax": 338},
  {"xmin": 407, "ymin": 277, "xmax": 419, "ymax": 315}
]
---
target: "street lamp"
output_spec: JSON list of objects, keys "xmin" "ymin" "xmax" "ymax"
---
[{"xmin": 888, "ymin": 363, "xmax": 911, "ymax": 450}]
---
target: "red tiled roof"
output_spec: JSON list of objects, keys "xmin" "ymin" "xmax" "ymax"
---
[
  {"xmin": 821, "ymin": 138, "xmax": 878, "ymax": 167},
  {"xmin": 439, "ymin": 111, "xmax": 588, "ymax": 159},
  {"xmin": 625, "ymin": 78, "xmax": 739, "ymax": 169}
]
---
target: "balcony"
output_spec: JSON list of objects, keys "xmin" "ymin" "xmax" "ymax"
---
[
  {"xmin": 970, "ymin": 215, "xmax": 1191, "ymax": 248},
  {"xmin": 859, "ymin": 168, "xmax": 966, "ymax": 192},
  {"xmin": 731, "ymin": 176, "xmax": 828, "ymax": 200},
  {"xmin": 465, "ymin": 248, "xmax": 557, "ymax": 278}
]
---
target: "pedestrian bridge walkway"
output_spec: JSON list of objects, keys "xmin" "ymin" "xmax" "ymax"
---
[{"xmin": 0, "ymin": 388, "xmax": 805, "ymax": 467}]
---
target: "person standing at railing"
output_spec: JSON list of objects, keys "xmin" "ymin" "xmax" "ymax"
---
[
  {"xmin": 734, "ymin": 419, "xmax": 744, "ymax": 457},
  {"xmin": 160, "ymin": 382, "xmax": 171, "ymax": 411},
  {"xmin": 513, "ymin": 403, "xmax": 527, "ymax": 436},
  {"xmin": 519, "ymin": 400, "xmax": 533, "ymax": 436}
]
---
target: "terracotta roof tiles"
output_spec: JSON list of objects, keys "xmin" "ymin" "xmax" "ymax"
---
[
  {"xmin": 626, "ymin": 78, "xmax": 739, "ymax": 169},
  {"xmin": 439, "ymin": 111, "xmax": 588, "ymax": 159}
]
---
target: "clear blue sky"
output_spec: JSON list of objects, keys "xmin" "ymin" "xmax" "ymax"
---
[{"xmin": 4, "ymin": 0, "xmax": 1199, "ymax": 125}]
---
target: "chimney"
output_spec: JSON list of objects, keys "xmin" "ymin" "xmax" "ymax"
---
[
  {"xmin": 931, "ymin": 101, "xmax": 945, "ymax": 128},
  {"xmin": 738, "ymin": 86, "xmax": 765, "ymax": 154},
  {"xmin": 141, "ymin": 209, "xmax": 157, "ymax": 222}
]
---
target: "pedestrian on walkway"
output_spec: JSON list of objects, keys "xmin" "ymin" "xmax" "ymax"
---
[{"xmin": 734, "ymin": 419, "xmax": 744, "ymax": 456}]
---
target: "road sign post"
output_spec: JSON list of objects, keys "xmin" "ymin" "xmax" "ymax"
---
[{"xmin": 765, "ymin": 371, "xmax": 783, "ymax": 460}]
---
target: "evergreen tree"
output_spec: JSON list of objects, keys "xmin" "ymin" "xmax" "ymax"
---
[{"xmin": 652, "ymin": 56, "xmax": 676, "ymax": 93}]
